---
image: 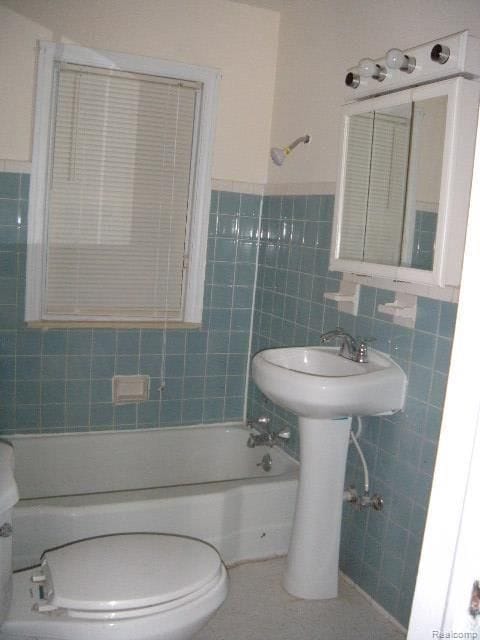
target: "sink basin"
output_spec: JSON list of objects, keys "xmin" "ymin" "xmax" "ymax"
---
[{"xmin": 252, "ymin": 346, "xmax": 407, "ymax": 419}]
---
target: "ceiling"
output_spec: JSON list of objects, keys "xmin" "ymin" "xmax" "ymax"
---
[{"xmin": 229, "ymin": 0, "xmax": 289, "ymax": 12}]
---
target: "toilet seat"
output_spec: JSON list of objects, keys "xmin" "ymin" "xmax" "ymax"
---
[
  {"xmin": 31, "ymin": 534, "xmax": 223, "ymax": 620},
  {"xmin": 3, "ymin": 557, "xmax": 228, "ymax": 640}
]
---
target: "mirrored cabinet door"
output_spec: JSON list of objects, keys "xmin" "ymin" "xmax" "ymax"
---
[
  {"xmin": 340, "ymin": 103, "xmax": 412, "ymax": 266},
  {"xmin": 331, "ymin": 77, "xmax": 480, "ymax": 288}
]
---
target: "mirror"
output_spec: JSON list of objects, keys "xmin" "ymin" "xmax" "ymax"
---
[
  {"xmin": 331, "ymin": 78, "xmax": 480, "ymax": 289},
  {"xmin": 339, "ymin": 96, "xmax": 446, "ymax": 270}
]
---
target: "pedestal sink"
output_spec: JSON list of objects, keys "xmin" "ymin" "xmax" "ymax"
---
[{"xmin": 251, "ymin": 346, "xmax": 407, "ymax": 600}]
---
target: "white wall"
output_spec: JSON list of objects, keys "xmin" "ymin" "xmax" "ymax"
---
[
  {"xmin": 3, "ymin": 0, "xmax": 479, "ymax": 187},
  {"xmin": 0, "ymin": 0, "xmax": 279, "ymax": 184},
  {"xmin": 268, "ymin": 0, "xmax": 480, "ymax": 185}
]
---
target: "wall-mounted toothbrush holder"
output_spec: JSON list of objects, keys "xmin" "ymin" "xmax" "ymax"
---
[
  {"xmin": 377, "ymin": 292, "xmax": 417, "ymax": 328},
  {"xmin": 324, "ymin": 280, "xmax": 360, "ymax": 315}
]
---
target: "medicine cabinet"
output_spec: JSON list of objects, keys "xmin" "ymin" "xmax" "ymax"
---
[{"xmin": 330, "ymin": 77, "xmax": 480, "ymax": 289}]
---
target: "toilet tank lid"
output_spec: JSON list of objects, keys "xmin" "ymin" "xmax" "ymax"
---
[
  {"xmin": 41, "ymin": 533, "xmax": 223, "ymax": 612},
  {"xmin": 0, "ymin": 440, "xmax": 19, "ymax": 512}
]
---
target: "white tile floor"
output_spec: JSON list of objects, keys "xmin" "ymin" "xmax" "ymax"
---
[{"xmin": 194, "ymin": 558, "xmax": 406, "ymax": 640}]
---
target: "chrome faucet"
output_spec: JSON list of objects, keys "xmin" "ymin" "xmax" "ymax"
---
[
  {"xmin": 319, "ymin": 327, "xmax": 373, "ymax": 363},
  {"xmin": 246, "ymin": 417, "xmax": 291, "ymax": 448}
]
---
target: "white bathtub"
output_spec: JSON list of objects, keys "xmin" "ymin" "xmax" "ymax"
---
[{"xmin": 9, "ymin": 423, "xmax": 298, "ymax": 570}]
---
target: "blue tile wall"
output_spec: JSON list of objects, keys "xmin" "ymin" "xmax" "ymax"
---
[
  {"xmin": 248, "ymin": 193, "xmax": 456, "ymax": 628},
  {"xmin": 411, "ymin": 210, "xmax": 437, "ymax": 271},
  {"xmin": 1, "ymin": 170, "xmax": 456, "ymax": 628},
  {"xmin": 0, "ymin": 172, "xmax": 259, "ymax": 434}
]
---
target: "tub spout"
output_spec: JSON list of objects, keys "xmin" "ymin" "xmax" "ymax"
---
[
  {"xmin": 247, "ymin": 432, "xmax": 272, "ymax": 447},
  {"xmin": 247, "ymin": 420, "xmax": 291, "ymax": 447}
]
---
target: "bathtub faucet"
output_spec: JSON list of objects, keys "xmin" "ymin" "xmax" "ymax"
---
[{"xmin": 247, "ymin": 417, "xmax": 291, "ymax": 447}]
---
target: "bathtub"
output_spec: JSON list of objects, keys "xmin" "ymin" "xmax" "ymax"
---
[{"xmin": 8, "ymin": 423, "xmax": 298, "ymax": 570}]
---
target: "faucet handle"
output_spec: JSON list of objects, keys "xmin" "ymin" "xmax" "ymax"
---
[{"xmin": 355, "ymin": 336, "xmax": 375, "ymax": 363}]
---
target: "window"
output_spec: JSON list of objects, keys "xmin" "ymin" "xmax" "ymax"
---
[{"xmin": 26, "ymin": 42, "xmax": 219, "ymax": 325}]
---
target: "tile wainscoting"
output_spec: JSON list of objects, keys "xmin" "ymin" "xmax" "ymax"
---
[
  {"xmin": 0, "ymin": 172, "xmax": 260, "ymax": 434},
  {"xmin": 0, "ymin": 171, "xmax": 457, "ymax": 629},
  {"xmin": 248, "ymin": 192, "xmax": 456, "ymax": 628}
]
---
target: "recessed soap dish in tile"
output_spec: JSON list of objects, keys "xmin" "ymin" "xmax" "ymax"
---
[
  {"xmin": 377, "ymin": 293, "xmax": 417, "ymax": 328},
  {"xmin": 324, "ymin": 280, "xmax": 360, "ymax": 315},
  {"xmin": 112, "ymin": 375, "xmax": 150, "ymax": 404}
]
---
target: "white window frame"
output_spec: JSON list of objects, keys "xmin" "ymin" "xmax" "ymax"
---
[{"xmin": 25, "ymin": 41, "xmax": 220, "ymax": 325}]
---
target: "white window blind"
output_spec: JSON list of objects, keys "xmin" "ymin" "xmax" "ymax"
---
[
  {"xmin": 45, "ymin": 62, "xmax": 200, "ymax": 321},
  {"xmin": 363, "ymin": 112, "xmax": 410, "ymax": 265},
  {"xmin": 339, "ymin": 113, "xmax": 374, "ymax": 261},
  {"xmin": 339, "ymin": 111, "xmax": 410, "ymax": 266}
]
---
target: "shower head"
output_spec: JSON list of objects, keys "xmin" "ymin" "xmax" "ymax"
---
[
  {"xmin": 270, "ymin": 147, "xmax": 287, "ymax": 166},
  {"xmin": 270, "ymin": 134, "xmax": 311, "ymax": 166}
]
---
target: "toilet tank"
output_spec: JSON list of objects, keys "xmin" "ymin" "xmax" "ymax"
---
[{"xmin": 0, "ymin": 441, "xmax": 19, "ymax": 625}]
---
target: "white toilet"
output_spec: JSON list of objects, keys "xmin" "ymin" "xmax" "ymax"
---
[{"xmin": 0, "ymin": 440, "xmax": 228, "ymax": 640}]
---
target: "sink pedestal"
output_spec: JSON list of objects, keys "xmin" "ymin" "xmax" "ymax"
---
[
  {"xmin": 251, "ymin": 344, "xmax": 407, "ymax": 599},
  {"xmin": 283, "ymin": 417, "xmax": 351, "ymax": 600}
]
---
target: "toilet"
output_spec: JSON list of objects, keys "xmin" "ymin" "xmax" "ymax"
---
[{"xmin": 0, "ymin": 441, "xmax": 228, "ymax": 640}]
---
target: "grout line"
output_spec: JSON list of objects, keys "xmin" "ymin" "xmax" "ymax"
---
[
  {"xmin": 221, "ymin": 198, "xmax": 239, "ymax": 422},
  {"xmin": 202, "ymin": 199, "xmax": 218, "ymax": 423},
  {"xmin": 87, "ymin": 328, "xmax": 93, "ymax": 431},
  {"xmin": 243, "ymin": 196, "xmax": 263, "ymax": 424}
]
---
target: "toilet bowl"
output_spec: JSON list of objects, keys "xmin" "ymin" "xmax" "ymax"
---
[
  {"xmin": 0, "ymin": 442, "xmax": 228, "ymax": 640},
  {"xmin": 1, "ymin": 533, "xmax": 228, "ymax": 640}
]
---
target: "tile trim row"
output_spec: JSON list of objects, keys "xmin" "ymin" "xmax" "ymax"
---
[{"xmin": 0, "ymin": 161, "xmax": 335, "ymax": 197}]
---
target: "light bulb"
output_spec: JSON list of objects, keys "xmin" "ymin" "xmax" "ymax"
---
[
  {"xmin": 357, "ymin": 57, "xmax": 387, "ymax": 82},
  {"xmin": 386, "ymin": 48, "xmax": 416, "ymax": 73},
  {"xmin": 358, "ymin": 58, "xmax": 377, "ymax": 78},
  {"xmin": 385, "ymin": 48, "xmax": 404, "ymax": 70}
]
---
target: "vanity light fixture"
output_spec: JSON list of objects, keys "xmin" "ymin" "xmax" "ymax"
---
[
  {"xmin": 358, "ymin": 57, "xmax": 387, "ymax": 82},
  {"xmin": 344, "ymin": 32, "xmax": 479, "ymax": 97},
  {"xmin": 431, "ymin": 43, "xmax": 451, "ymax": 64},
  {"xmin": 385, "ymin": 48, "xmax": 416, "ymax": 73},
  {"xmin": 345, "ymin": 71, "xmax": 361, "ymax": 88},
  {"xmin": 270, "ymin": 134, "xmax": 311, "ymax": 166}
]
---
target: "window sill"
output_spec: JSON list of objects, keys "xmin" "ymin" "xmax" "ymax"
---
[{"xmin": 26, "ymin": 321, "xmax": 202, "ymax": 330}]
